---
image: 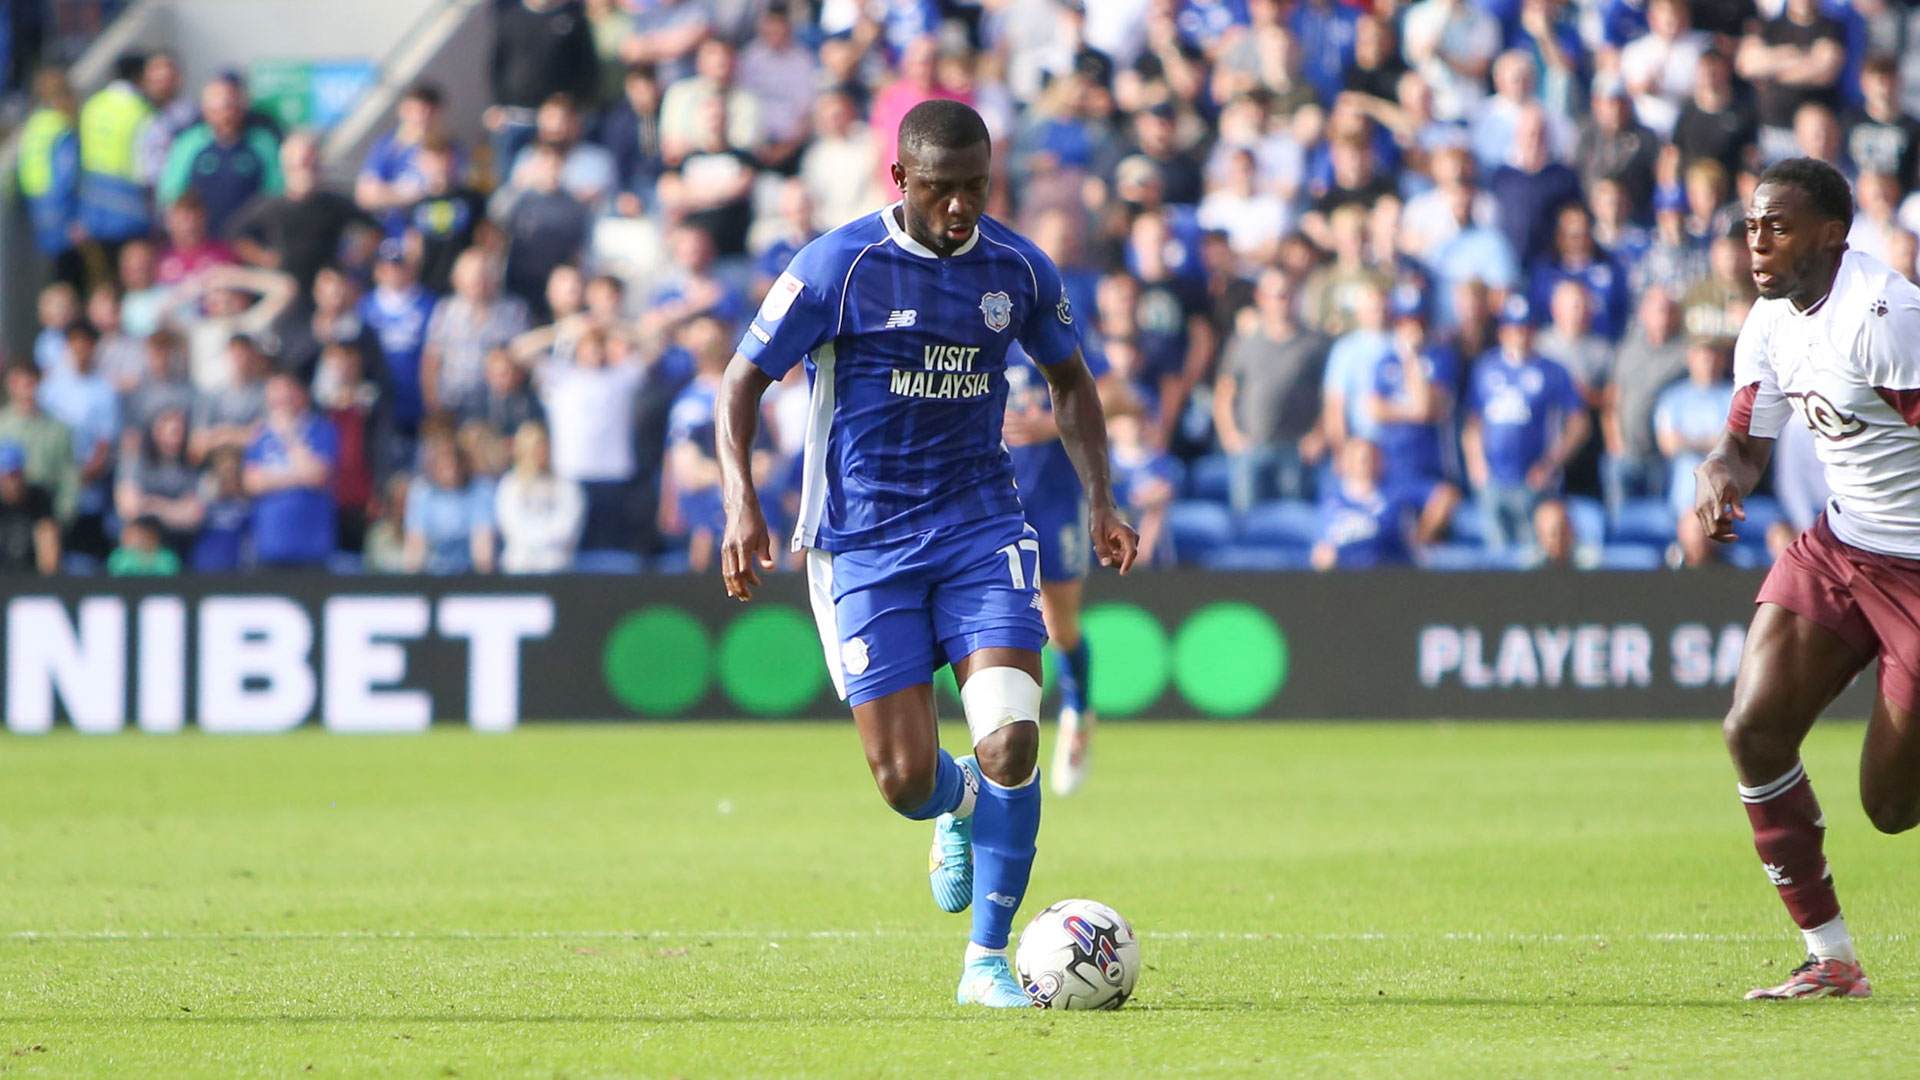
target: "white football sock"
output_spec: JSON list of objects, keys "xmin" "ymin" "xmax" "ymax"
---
[
  {"xmin": 964, "ymin": 942, "xmax": 1008, "ymax": 964},
  {"xmin": 1803, "ymin": 913, "xmax": 1857, "ymax": 964}
]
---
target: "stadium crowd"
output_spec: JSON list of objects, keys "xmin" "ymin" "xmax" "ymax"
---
[{"xmin": 4, "ymin": 0, "xmax": 1904, "ymax": 575}]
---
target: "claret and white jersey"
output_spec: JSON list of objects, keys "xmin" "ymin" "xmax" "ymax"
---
[{"xmin": 1731, "ymin": 249, "xmax": 1920, "ymax": 558}]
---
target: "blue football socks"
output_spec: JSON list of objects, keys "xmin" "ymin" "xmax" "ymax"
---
[
  {"xmin": 1053, "ymin": 638, "xmax": 1091, "ymax": 713},
  {"xmin": 969, "ymin": 769, "xmax": 1041, "ymax": 948},
  {"xmin": 901, "ymin": 748, "xmax": 968, "ymax": 821}
]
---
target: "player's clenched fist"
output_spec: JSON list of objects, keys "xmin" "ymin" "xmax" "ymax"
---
[
  {"xmin": 1090, "ymin": 503, "xmax": 1139, "ymax": 575},
  {"xmin": 720, "ymin": 505, "xmax": 775, "ymax": 601},
  {"xmin": 1692, "ymin": 457, "xmax": 1746, "ymax": 544}
]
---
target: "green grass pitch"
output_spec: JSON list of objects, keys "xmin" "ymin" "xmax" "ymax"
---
[{"xmin": 2, "ymin": 722, "xmax": 1917, "ymax": 1078}]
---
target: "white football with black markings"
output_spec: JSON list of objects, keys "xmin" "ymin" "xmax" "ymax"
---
[{"xmin": 1014, "ymin": 898, "xmax": 1140, "ymax": 1010}]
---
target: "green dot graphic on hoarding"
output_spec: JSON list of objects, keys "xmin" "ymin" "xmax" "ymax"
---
[
  {"xmin": 603, "ymin": 607, "xmax": 711, "ymax": 714},
  {"xmin": 720, "ymin": 607, "xmax": 827, "ymax": 715},
  {"xmin": 1083, "ymin": 603, "xmax": 1170, "ymax": 716},
  {"xmin": 1174, "ymin": 602, "xmax": 1288, "ymax": 715}
]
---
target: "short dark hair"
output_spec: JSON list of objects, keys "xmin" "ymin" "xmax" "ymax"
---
[
  {"xmin": 64, "ymin": 321, "xmax": 99, "ymax": 344},
  {"xmin": 1760, "ymin": 157, "xmax": 1854, "ymax": 227},
  {"xmin": 897, "ymin": 99, "xmax": 990, "ymax": 160},
  {"xmin": 403, "ymin": 81, "xmax": 443, "ymax": 108}
]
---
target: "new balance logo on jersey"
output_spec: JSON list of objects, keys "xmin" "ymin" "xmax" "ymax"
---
[
  {"xmin": 1764, "ymin": 862, "xmax": 1793, "ymax": 886},
  {"xmin": 885, "ymin": 309, "xmax": 918, "ymax": 329}
]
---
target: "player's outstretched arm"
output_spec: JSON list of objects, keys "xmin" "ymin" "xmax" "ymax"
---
[
  {"xmin": 716, "ymin": 353, "xmax": 777, "ymax": 600},
  {"xmin": 1041, "ymin": 349, "xmax": 1139, "ymax": 575},
  {"xmin": 1693, "ymin": 429, "xmax": 1775, "ymax": 544}
]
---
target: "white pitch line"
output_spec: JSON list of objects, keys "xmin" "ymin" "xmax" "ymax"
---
[{"xmin": 0, "ymin": 929, "xmax": 1855, "ymax": 944}]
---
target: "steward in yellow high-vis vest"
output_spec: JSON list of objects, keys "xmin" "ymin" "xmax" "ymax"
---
[{"xmin": 77, "ymin": 64, "xmax": 155, "ymax": 244}]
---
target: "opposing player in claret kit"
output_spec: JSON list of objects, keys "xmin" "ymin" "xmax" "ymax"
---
[
  {"xmin": 714, "ymin": 99, "xmax": 1138, "ymax": 1007},
  {"xmin": 1695, "ymin": 157, "xmax": 1920, "ymax": 1000}
]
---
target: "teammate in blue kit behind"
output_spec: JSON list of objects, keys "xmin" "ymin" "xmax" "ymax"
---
[
  {"xmin": 1004, "ymin": 340, "xmax": 1109, "ymax": 796},
  {"xmin": 715, "ymin": 100, "xmax": 1139, "ymax": 1008}
]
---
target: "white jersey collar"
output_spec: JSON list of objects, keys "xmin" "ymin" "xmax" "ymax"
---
[{"xmin": 884, "ymin": 202, "xmax": 981, "ymax": 259}]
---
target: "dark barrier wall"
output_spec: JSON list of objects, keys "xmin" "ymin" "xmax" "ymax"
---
[{"xmin": 0, "ymin": 572, "xmax": 1873, "ymax": 731}]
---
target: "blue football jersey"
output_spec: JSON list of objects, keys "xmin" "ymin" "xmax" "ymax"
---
[
  {"xmin": 737, "ymin": 206, "xmax": 1083, "ymax": 552},
  {"xmin": 1004, "ymin": 339, "xmax": 1109, "ymax": 510}
]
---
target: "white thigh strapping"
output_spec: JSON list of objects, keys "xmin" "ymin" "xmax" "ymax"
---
[{"xmin": 958, "ymin": 665, "xmax": 1042, "ymax": 747}]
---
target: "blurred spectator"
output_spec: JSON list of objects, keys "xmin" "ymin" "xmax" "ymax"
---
[
  {"xmin": 1417, "ymin": 154, "xmax": 1519, "ymax": 329},
  {"xmin": 34, "ymin": 282, "xmax": 78, "ymax": 374},
  {"xmin": 1470, "ymin": 51, "xmax": 1572, "ymax": 175},
  {"xmin": 800, "ymin": 90, "xmax": 879, "ymax": 231},
  {"xmin": 1108, "ymin": 404, "xmax": 1177, "ymax": 565},
  {"xmin": 660, "ymin": 39, "xmax": 764, "ymax": 167},
  {"xmin": 496, "ymin": 418, "xmax": 584, "ymax": 573},
  {"xmin": 755, "ymin": 179, "xmax": 820, "ymax": 297},
  {"xmin": 1301, "ymin": 204, "xmax": 1391, "ymax": 337},
  {"xmin": 423, "ymin": 250, "xmax": 532, "ymax": 417},
  {"xmin": 356, "ymin": 83, "xmax": 461, "ymax": 238},
  {"xmin": 1215, "ymin": 268, "xmax": 1330, "ymax": 511},
  {"xmin": 1577, "ymin": 75, "xmax": 1659, "ymax": 221},
  {"xmin": 88, "ymin": 285, "xmax": 147, "ymax": 393},
  {"xmin": 1845, "ymin": 55, "xmax": 1919, "ymax": 185},
  {"xmin": 1488, "ymin": 105, "xmax": 1582, "ymax": 264},
  {"xmin": 1738, "ymin": 0, "xmax": 1847, "ymax": 163},
  {"xmin": 116, "ymin": 407, "xmax": 202, "ymax": 559},
  {"xmin": 739, "ymin": 6, "xmax": 818, "ymax": 172},
  {"xmin": 39, "ymin": 322, "xmax": 120, "ymax": 556},
  {"xmin": 1321, "ymin": 280, "xmax": 1392, "ymax": 451},
  {"xmin": 535, "ymin": 325, "xmax": 646, "ymax": 551},
  {"xmin": 1887, "ymin": 228, "xmax": 1920, "ymax": 284},
  {"xmin": 76, "ymin": 56, "xmax": 155, "ymax": 255},
  {"xmin": 1680, "ymin": 232, "xmax": 1757, "ymax": 342},
  {"xmin": 1848, "ymin": 170, "xmax": 1903, "ymax": 265},
  {"xmin": 1461, "ymin": 297, "xmax": 1588, "ymax": 554},
  {"xmin": 1197, "ymin": 146, "xmax": 1290, "ymax": 269},
  {"xmin": 1312, "ymin": 438, "xmax": 1413, "ymax": 570},
  {"xmin": 1368, "ymin": 288, "xmax": 1462, "ymax": 543},
  {"xmin": 0, "ymin": 364, "xmax": 79, "ymax": 525},
  {"xmin": 189, "ymin": 334, "xmax": 270, "ymax": 464},
  {"xmin": 1125, "ymin": 212, "xmax": 1216, "ymax": 453},
  {"xmin": 229, "ymin": 132, "xmax": 379, "ymax": 294},
  {"xmin": 313, "ymin": 341, "xmax": 390, "ymax": 554},
  {"xmin": 1682, "ymin": 158, "xmax": 1740, "ymax": 247},
  {"xmin": 360, "ymin": 243, "xmax": 438, "ymax": 435},
  {"xmin": 1534, "ymin": 279, "xmax": 1613, "ymax": 400},
  {"xmin": 155, "ymin": 194, "xmax": 238, "ymax": 286},
  {"xmin": 1791, "ymin": 102, "xmax": 1850, "ymax": 178},
  {"xmin": 158, "ymin": 78, "xmax": 283, "ymax": 237},
  {"xmin": 1302, "ymin": 126, "xmax": 1395, "ymax": 246},
  {"xmin": 1636, "ymin": 184, "xmax": 1709, "ymax": 294},
  {"xmin": 489, "ymin": 0, "xmax": 600, "ymax": 180},
  {"xmin": 1528, "ymin": 203, "xmax": 1630, "ymax": 342},
  {"xmin": 361, "ymin": 473, "xmax": 409, "ymax": 573},
  {"xmin": 642, "ymin": 225, "xmax": 745, "ymax": 340},
  {"xmin": 404, "ymin": 432, "xmax": 495, "ymax": 574},
  {"xmin": 601, "ymin": 64, "xmax": 665, "ymax": 218},
  {"xmin": 404, "ymin": 137, "xmax": 488, "ymax": 296},
  {"xmin": 1618, "ymin": 0, "xmax": 1709, "ymax": 138},
  {"xmin": 0, "ymin": 442, "xmax": 60, "ymax": 575},
  {"xmin": 1655, "ymin": 338, "xmax": 1734, "ymax": 526},
  {"xmin": 1289, "ymin": 0, "xmax": 1359, "ymax": 106},
  {"xmin": 1589, "ymin": 178, "xmax": 1651, "ymax": 276},
  {"xmin": 107, "ymin": 515, "xmax": 182, "ymax": 576},
  {"xmin": 135, "ymin": 51, "xmax": 189, "ymax": 189},
  {"xmin": 472, "ymin": 347, "xmax": 546, "ymax": 434},
  {"xmin": 164, "ymin": 265, "xmax": 298, "ymax": 392},
  {"xmin": 583, "ymin": 0, "xmax": 632, "ymax": 110},
  {"xmin": 1400, "ymin": 146, "xmax": 1493, "ymax": 265},
  {"xmin": 619, "ymin": 0, "xmax": 712, "ymax": 87},
  {"xmin": 1768, "ymin": 415, "xmax": 1830, "ymax": 559},
  {"xmin": 507, "ymin": 94, "xmax": 619, "ymax": 208},
  {"xmin": 19, "ymin": 68, "xmax": 82, "ymax": 287},
  {"xmin": 1400, "ymin": 0, "xmax": 1501, "ymax": 122},
  {"xmin": 1601, "ymin": 286, "xmax": 1689, "ymax": 516},
  {"xmin": 493, "ymin": 142, "xmax": 595, "ymax": 318},
  {"xmin": 658, "ymin": 96, "xmax": 762, "ymax": 257},
  {"xmin": 243, "ymin": 374, "xmax": 337, "ymax": 569},
  {"xmin": 1340, "ymin": 12, "xmax": 1402, "ymax": 105},
  {"xmin": 870, "ymin": 37, "xmax": 971, "ymax": 195},
  {"xmin": 1671, "ymin": 50, "xmax": 1756, "ymax": 183},
  {"xmin": 665, "ymin": 324, "xmax": 737, "ymax": 572},
  {"xmin": 124, "ymin": 329, "xmax": 196, "ymax": 432},
  {"xmin": 191, "ymin": 446, "xmax": 252, "ymax": 572},
  {"xmin": 119, "ymin": 239, "xmax": 169, "ymax": 337}
]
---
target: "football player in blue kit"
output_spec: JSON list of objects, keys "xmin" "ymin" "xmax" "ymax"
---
[
  {"xmin": 1004, "ymin": 340, "xmax": 1108, "ymax": 796},
  {"xmin": 714, "ymin": 100, "xmax": 1139, "ymax": 1007}
]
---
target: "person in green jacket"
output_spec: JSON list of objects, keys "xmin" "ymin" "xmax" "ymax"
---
[
  {"xmin": 107, "ymin": 515, "xmax": 182, "ymax": 575},
  {"xmin": 157, "ymin": 77, "xmax": 281, "ymax": 237}
]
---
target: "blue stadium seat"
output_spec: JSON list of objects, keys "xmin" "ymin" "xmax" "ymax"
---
[
  {"xmin": 1564, "ymin": 496, "xmax": 1607, "ymax": 550},
  {"xmin": 1726, "ymin": 545, "xmax": 1775, "ymax": 570},
  {"xmin": 1187, "ymin": 454, "xmax": 1231, "ymax": 502},
  {"xmin": 1200, "ymin": 543, "xmax": 1313, "ymax": 571},
  {"xmin": 1420, "ymin": 542, "xmax": 1505, "ymax": 571},
  {"xmin": 574, "ymin": 549, "xmax": 644, "ymax": 575},
  {"xmin": 1236, "ymin": 499, "xmax": 1320, "ymax": 547},
  {"xmin": 59, "ymin": 553, "xmax": 101, "ymax": 576},
  {"xmin": 1597, "ymin": 543, "xmax": 1665, "ymax": 570},
  {"xmin": 1448, "ymin": 501, "xmax": 1486, "ymax": 545},
  {"xmin": 1167, "ymin": 500, "xmax": 1234, "ymax": 564},
  {"xmin": 649, "ymin": 550, "xmax": 693, "ymax": 574},
  {"xmin": 1738, "ymin": 495, "xmax": 1785, "ymax": 544},
  {"xmin": 1611, "ymin": 498, "xmax": 1675, "ymax": 545},
  {"xmin": 325, "ymin": 553, "xmax": 364, "ymax": 575}
]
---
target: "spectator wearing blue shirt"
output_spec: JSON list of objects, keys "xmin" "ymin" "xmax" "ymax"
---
[
  {"xmin": 1654, "ymin": 340, "xmax": 1735, "ymax": 523},
  {"xmin": 193, "ymin": 446, "xmax": 253, "ymax": 572},
  {"xmin": 641, "ymin": 225, "xmax": 746, "ymax": 343},
  {"xmin": 1425, "ymin": 170, "xmax": 1521, "ymax": 329},
  {"xmin": 600, "ymin": 64, "xmax": 664, "ymax": 219},
  {"xmin": 1527, "ymin": 203, "xmax": 1632, "ymax": 342},
  {"xmin": 1321, "ymin": 281, "xmax": 1393, "ymax": 452},
  {"xmin": 1462, "ymin": 296, "xmax": 1591, "ymax": 554},
  {"xmin": 355, "ymin": 82, "xmax": 463, "ymax": 238},
  {"xmin": 1487, "ymin": 104, "xmax": 1583, "ymax": 264},
  {"xmin": 404, "ymin": 433, "xmax": 496, "ymax": 574},
  {"xmin": 1180, "ymin": 0, "xmax": 1250, "ymax": 52},
  {"xmin": 1311, "ymin": 439, "xmax": 1414, "ymax": 570},
  {"xmin": 753, "ymin": 180, "xmax": 819, "ymax": 302},
  {"xmin": 1365, "ymin": 289, "xmax": 1463, "ymax": 544},
  {"xmin": 1290, "ymin": 0, "xmax": 1359, "ymax": 105},
  {"xmin": 39, "ymin": 322, "xmax": 120, "ymax": 557},
  {"xmin": 360, "ymin": 242, "xmax": 438, "ymax": 436},
  {"xmin": 243, "ymin": 375, "xmax": 338, "ymax": 569}
]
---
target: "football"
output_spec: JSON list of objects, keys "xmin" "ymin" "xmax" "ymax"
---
[{"xmin": 1014, "ymin": 898, "xmax": 1141, "ymax": 1010}]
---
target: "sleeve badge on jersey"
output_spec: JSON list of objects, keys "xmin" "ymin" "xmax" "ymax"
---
[
  {"xmin": 980, "ymin": 291, "xmax": 1013, "ymax": 333},
  {"xmin": 1056, "ymin": 287, "xmax": 1073, "ymax": 326},
  {"xmin": 760, "ymin": 272, "xmax": 804, "ymax": 322}
]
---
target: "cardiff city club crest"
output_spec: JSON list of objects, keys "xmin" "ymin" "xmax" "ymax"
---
[{"xmin": 980, "ymin": 291, "xmax": 1013, "ymax": 332}]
